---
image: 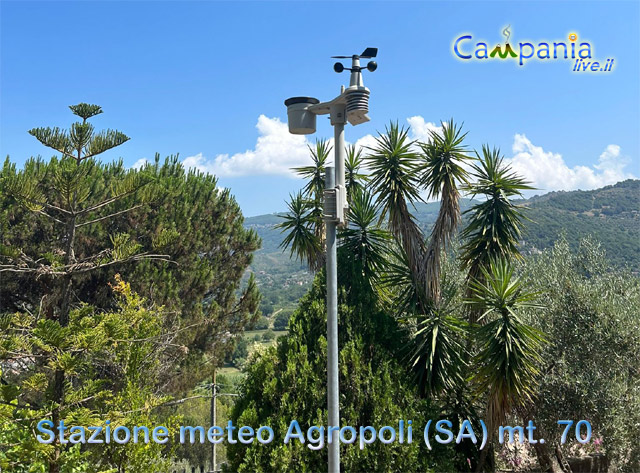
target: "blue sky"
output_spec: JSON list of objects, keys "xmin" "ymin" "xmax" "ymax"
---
[{"xmin": 1, "ymin": 1, "xmax": 638, "ymax": 216}]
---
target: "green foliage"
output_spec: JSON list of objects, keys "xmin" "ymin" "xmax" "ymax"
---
[
  {"xmin": 1, "ymin": 104, "xmax": 261, "ymax": 472},
  {"xmin": 283, "ymin": 139, "xmax": 330, "ymax": 272},
  {"xmin": 293, "ymin": 140, "xmax": 330, "ymax": 202},
  {"xmin": 230, "ymin": 179, "xmax": 468, "ymax": 470},
  {"xmin": 460, "ymin": 146, "xmax": 534, "ymax": 278},
  {"xmin": 520, "ymin": 237, "xmax": 640, "ymax": 470},
  {"xmin": 228, "ymin": 278, "xmax": 459, "ymax": 473},
  {"xmin": 227, "ymin": 336, "xmax": 250, "ymax": 368},
  {"xmin": 364, "ymin": 122, "xmax": 422, "ymax": 223},
  {"xmin": 419, "ymin": 119, "xmax": 471, "ymax": 302},
  {"xmin": 0, "ymin": 278, "xmax": 178, "ymax": 472},
  {"xmin": 273, "ymin": 309, "xmax": 293, "ymax": 331},
  {"xmin": 1, "ymin": 153, "xmax": 261, "ymax": 391},
  {"xmin": 344, "ymin": 145, "xmax": 368, "ymax": 199},
  {"xmin": 418, "ymin": 119, "xmax": 470, "ymax": 200},
  {"xmin": 521, "ymin": 179, "xmax": 640, "ymax": 271},
  {"xmin": 253, "ymin": 316, "xmax": 270, "ymax": 330},
  {"xmin": 338, "ymin": 188, "xmax": 391, "ymax": 293},
  {"xmin": 409, "ymin": 307, "xmax": 468, "ymax": 397},
  {"xmin": 364, "ymin": 122, "xmax": 427, "ymax": 305},
  {"xmin": 277, "ymin": 191, "xmax": 322, "ymax": 271},
  {"xmin": 467, "ymin": 259, "xmax": 545, "ymax": 430},
  {"xmin": 261, "ymin": 329, "xmax": 275, "ymax": 341}
]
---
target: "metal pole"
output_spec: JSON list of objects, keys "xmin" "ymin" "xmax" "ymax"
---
[
  {"xmin": 210, "ymin": 371, "xmax": 216, "ymax": 473},
  {"xmin": 334, "ymin": 120, "xmax": 345, "ymax": 188},
  {"xmin": 325, "ymin": 165, "xmax": 339, "ymax": 473}
]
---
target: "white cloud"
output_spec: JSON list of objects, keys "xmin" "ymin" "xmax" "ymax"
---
[
  {"xmin": 131, "ymin": 158, "xmax": 149, "ymax": 169},
  {"xmin": 508, "ymin": 134, "xmax": 635, "ymax": 193},
  {"xmin": 407, "ymin": 116, "xmax": 442, "ymax": 142},
  {"xmin": 352, "ymin": 134, "xmax": 378, "ymax": 154},
  {"xmin": 181, "ymin": 115, "xmax": 383, "ymax": 178},
  {"xmin": 178, "ymin": 114, "xmax": 636, "ymax": 194},
  {"xmin": 183, "ymin": 115, "xmax": 310, "ymax": 177}
]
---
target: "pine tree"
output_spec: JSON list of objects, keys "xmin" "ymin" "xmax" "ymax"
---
[
  {"xmin": 1, "ymin": 112, "xmax": 261, "ymax": 395},
  {"xmin": 0, "ymin": 103, "xmax": 261, "ymax": 471},
  {"xmin": 0, "ymin": 103, "xmax": 169, "ymax": 472}
]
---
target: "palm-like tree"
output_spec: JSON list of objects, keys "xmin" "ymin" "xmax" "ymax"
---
[
  {"xmin": 339, "ymin": 188, "xmax": 390, "ymax": 292},
  {"xmin": 293, "ymin": 139, "xmax": 331, "ymax": 200},
  {"xmin": 277, "ymin": 191, "xmax": 323, "ymax": 271},
  {"xmin": 410, "ymin": 305, "xmax": 468, "ymax": 397},
  {"xmin": 460, "ymin": 146, "xmax": 534, "ymax": 286},
  {"xmin": 281, "ymin": 140, "xmax": 331, "ymax": 272},
  {"xmin": 294, "ymin": 140, "xmax": 331, "ymax": 235},
  {"xmin": 345, "ymin": 144, "xmax": 368, "ymax": 200},
  {"xmin": 466, "ymin": 258, "xmax": 545, "ymax": 471},
  {"xmin": 365, "ymin": 122, "xmax": 426, "ymax": 302},
  {"xmin": 419, "ymin": 119, "xmax": 471, "ymax": 302},
  {"xmin": 367, "ymin": 120, "xmax": 472, "ymax": 397}
]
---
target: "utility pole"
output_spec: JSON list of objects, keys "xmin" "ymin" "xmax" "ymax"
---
[
  {"xmin": 210, "ymin": 370, "xmax": 216, "ymax": 473},
  {"xmin": 284, "ymin": 47, "xmax": 377, "ymax": 473}
]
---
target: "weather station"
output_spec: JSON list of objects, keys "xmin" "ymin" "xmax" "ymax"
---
[{"xmin": 284, "ymin": 47, "xmax": 378, "ymax": 473}]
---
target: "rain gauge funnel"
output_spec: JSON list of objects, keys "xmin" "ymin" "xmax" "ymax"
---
[{"xmin": 284, "ymin": 97, "xmax": 319, "ymax": 134}]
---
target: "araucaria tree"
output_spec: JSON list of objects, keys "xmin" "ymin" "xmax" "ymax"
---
[
  {"xmin": 0, "ymin": 104, "xmax": 260, "ymax": 472},
  {"xmin": 1, "ymin": 103, "xmax": 165, "ymax": 472}
]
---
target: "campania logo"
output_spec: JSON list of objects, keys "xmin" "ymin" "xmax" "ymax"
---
[{"xmin": 453, "ymin": 25, "xmax": 615, "ymax": 72}]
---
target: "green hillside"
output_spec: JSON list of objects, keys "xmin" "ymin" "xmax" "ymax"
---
[
  {"xmin": 243, "ymin": 214, "xmax": 313, "ymax": 315},
  {"xmin": 245, "ymin": 179, "xmax": 640, "ymax": 313},
  {"xmin": 520, "ymin": 179, "xmax": 639, "ymax": 269}
]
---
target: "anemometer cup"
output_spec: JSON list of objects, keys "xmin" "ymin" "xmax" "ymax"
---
[{"xmin": 284, "ymin": 97, "xmax": 320, "ymax": 135}]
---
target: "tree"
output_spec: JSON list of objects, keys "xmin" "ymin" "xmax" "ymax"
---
[
  {"xmin": 419, "ymin": 119, "xmax": 471, "ymax": 303},
  {"xmin": 466, "ymin": 259, "xmax": 545, "ymax": 471},
  {"xmin": 0, "ymin": 104, "xmax": 261, "ymax": 471},
  {"xmin": 273, "ymin": 309, "xmax": 293, "ymax": 331},
  {"xmin": 1, "ymin": 104, "xmax": 164, "ymax": 473},
  {"xmin": 262, "ymin": 329, "xmax": 276, "ymax": 341},
  {"xmin": 228, "ymin": 266, "xmax": 460, "ymax": 472},
  {"xmin": 253, "ymin": 316, "xmax": 270, "ymax": 330},
  {"xmin": 338, "ymin": 188, "xmax": 390, "ymax": 295},
  {"xmin": 1, "ymin": 153, "xmax": 261, "ymax": 394},
  {"xmin": 277, "ymin": 191, "xmax": 322, "ymax": 272},
  {"xmin": 344, "ymin": 144, "xmax": 368, "ymax": 200},
  {"xmin": 365, "ymin": 123, "xmax": 426, "ymax": 302},
  {"xmin": 285, "ymin": 139, "xmax": 331, "ymax": 272},
  {"xmin": 0, "ymin": 276, "xmax": 179, "ymax": 472},
  {"xmin": 519, "ymin": 237, "xmax": 640, "ymax": 472},
  {"xmin": 460, "ymin": 146, "xmax": 534, "ymax": 290}
]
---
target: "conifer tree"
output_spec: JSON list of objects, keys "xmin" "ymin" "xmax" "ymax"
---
[
  {"xmin": 1, "ymin": 104, "xmax": 262, "ymax": 391},
  {"xmin": 0, "ymin": 103, "xmax": 171, "ymax": 472}
]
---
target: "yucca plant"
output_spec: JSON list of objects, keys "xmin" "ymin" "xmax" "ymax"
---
[
  {"xmin": 295, "ymin": 140, "xmax": 330, "ymax": 249},
  {"xmin": 277, "ymin": 191, "xmax": 323, "ymax": 271},
  {"xmin": 345, "ymin": 144, "xmax": 368, "ymax": 200},
  {"xmin": 365, "ymin": 122, "xmax": 426, "ymax": 305},
  {"xmin": 410, "ymin": 306, "xmax": 468, "ymax": 397},
  {"xmin": 294, "ymin": 139, "xmax": 331, "ymax": 201},
  {"xmin": 339, "ymin": 188, "xmax": 390, "ymax": 292},
  {"xmin": 419, "ymin": 119, "xmax": 471, "ymax": 303},
  {"xmin": 467, "ymin": 258, "xmax": 545, "ymax": 470},
  {"xmin": 460, "ymin": 146, "xmax": 534, "ymax": 283}
]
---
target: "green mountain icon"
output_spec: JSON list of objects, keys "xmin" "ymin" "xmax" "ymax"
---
[{"xmin": 490, "ymin": 43, "xmax": 518, "ymax": 58}]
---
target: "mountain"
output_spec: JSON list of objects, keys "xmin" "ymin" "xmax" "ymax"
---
[
  {"xmin": 519, "ymin": 179, "xmax": 639, "ymax": 268},
  {"xmin": 244, "ymin": 180, "xmax": 640, "ymax": 313}
]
